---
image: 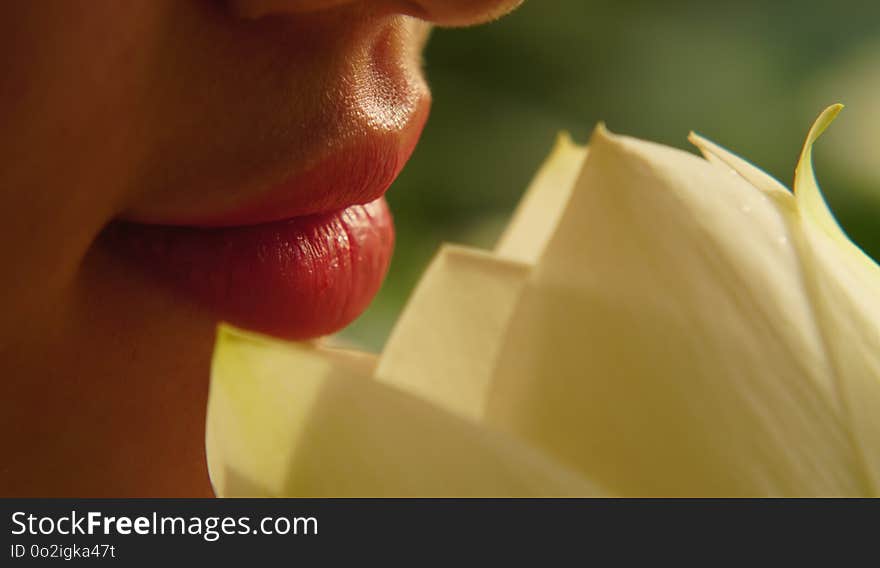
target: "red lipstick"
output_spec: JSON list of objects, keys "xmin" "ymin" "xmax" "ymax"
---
[
  {"xmin": 105, "ymin": 95, "xmax": 427, "ymax": 340},
  {"xmin": 107, "ymin": 198, "xmax": 393, "ymax": 340}
]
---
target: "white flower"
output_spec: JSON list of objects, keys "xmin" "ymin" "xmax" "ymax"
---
[{"xmin": 206, "ymin": 105, "xmax": 880, "ymax": 497}]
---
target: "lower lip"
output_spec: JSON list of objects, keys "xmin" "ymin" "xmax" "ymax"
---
[{"xmin": 105, "ymin": 197, "xmax": 394, "ymax": 340}]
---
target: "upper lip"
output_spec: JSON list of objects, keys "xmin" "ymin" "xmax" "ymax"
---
[
  {"xmin": 118, "ymin": 17, "xmax": 432, "ymax": 230},
  {"xmin": 176, "ymin": 97, "xmax": 430, "ymax": 228}
]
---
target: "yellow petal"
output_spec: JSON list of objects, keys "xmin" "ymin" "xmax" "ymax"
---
[
  {"xmin": 206, "ymin": 324, "xmax": 602, "ymax": 497},
  {"xmin": 376, "ymin": 244, "xmax": 530, "ymax": 420},
  {"xmin": 791, "ymin": 105, "xmax": 880, "ymax": 493},
  {"xmin": 485, "ymin": 124, "xmax": 864, "ymax": 496},
  {"xmin": 795, "ymin": 104, "xmax": 847, "ymax": 242},
  {"xmin": 494, "ymin": 132, "xmax": 588, "ymax": 264},
  {"xmin": 688, "ymin": 131, "xmax": 793, "ymax": 204}
]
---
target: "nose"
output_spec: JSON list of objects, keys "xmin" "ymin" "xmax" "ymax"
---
[{"xmin": 231, "ymin": 0, "xmax": 524, "ymax": 26}]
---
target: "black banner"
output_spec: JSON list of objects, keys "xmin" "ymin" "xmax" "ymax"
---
[{"xmin": 1, "ymin": 499, "xmax": 874, "ymax": 563}]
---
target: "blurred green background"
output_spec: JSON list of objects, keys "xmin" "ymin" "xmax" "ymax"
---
[{"xmin": 342, "ymin": 0, "xmax": 880, "ymax": 349}]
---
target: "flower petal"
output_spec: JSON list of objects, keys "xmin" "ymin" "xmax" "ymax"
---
[
  {"xmin": 484, "ymin": 125, "xmax": 865, "ymax": 496},
  {"xmin": 688, "ymin": 131, "xmax": 792, "ymax": 203},
  {"xmin": 795, "ymin": 105, "xmax": 848, "ymax": 242},
  {"xmin": 494, "ymin": 133, "xmax": 588, "ymax": 264},
  {"xmin": 376, "ymin": 244, "xmax": 530, "ymax": 420},
  {"xmin": 792, "ymin": 105, "xmax": 880, "ymax": 493},
  {"xmin": 207, "ymin": 325, "xmax": 602, "ymax": 497}
]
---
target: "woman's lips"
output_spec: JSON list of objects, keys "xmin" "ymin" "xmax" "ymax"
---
[
  {"xmin": 107, "ymin": 197, "xmax": 394, "ymax": 340},
  {"xmin": 105, "ymin": 23, "xmax": 431, "ymax": 340},
  {"xmin": 106, "ymin": 98, "xmax": 428, "ymax": 340}
]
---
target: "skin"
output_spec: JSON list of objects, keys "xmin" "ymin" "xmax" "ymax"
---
[{"xmin": 0, "ymin": 0, "xmax": 522, "ymax": 497}]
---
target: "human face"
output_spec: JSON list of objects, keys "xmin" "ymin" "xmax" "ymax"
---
[{"xmin": 0, "ymin": 0, "xmax": 522, "ymax": 496}]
